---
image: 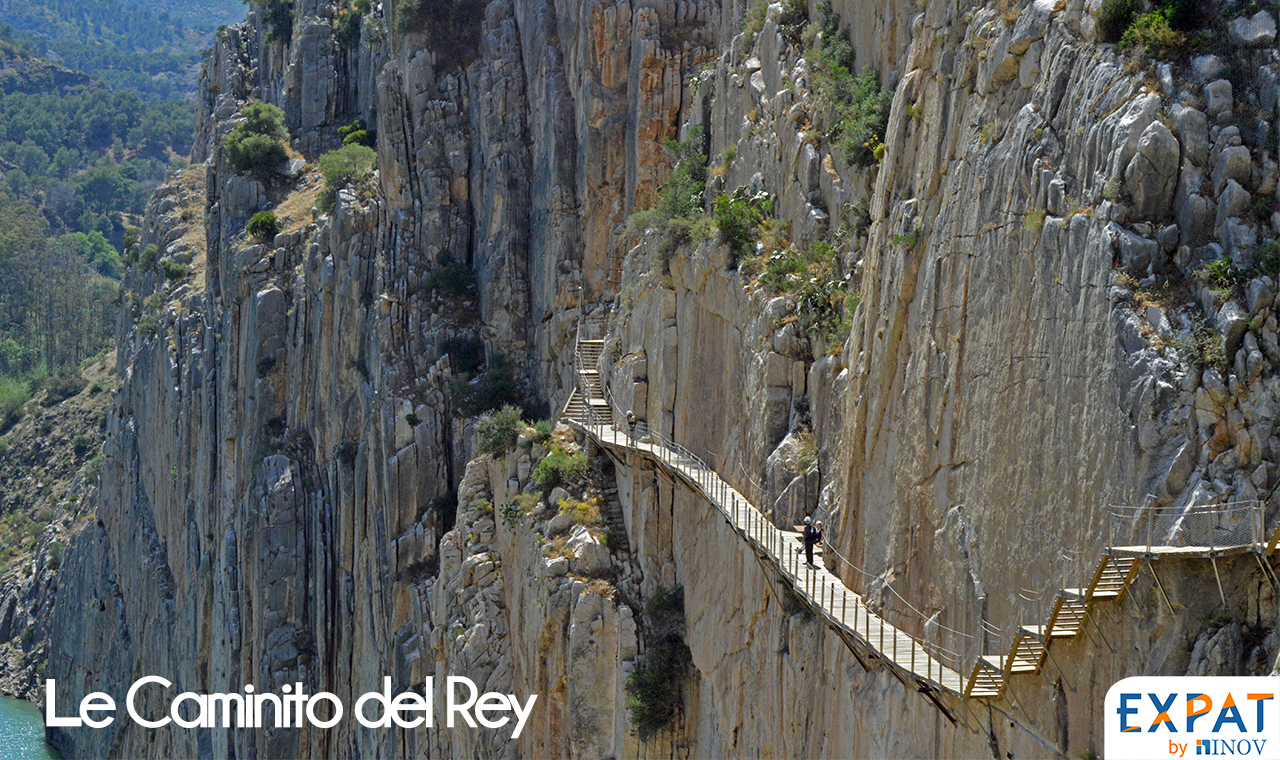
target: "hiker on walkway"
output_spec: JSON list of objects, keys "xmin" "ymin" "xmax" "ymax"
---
[
  {"xmin": 803, "ymin": 516, "xmax": 818, "ymax": 567},
  {"xmin": 625, "ymin": 409, "xmax": 636, "ymax": 434}
]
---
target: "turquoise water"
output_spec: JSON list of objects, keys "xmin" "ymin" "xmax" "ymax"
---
[{"xmin": 0, "ymin": 696, "xmax": 60, "ymax": 760}]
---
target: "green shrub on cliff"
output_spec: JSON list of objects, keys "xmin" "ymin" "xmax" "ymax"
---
[
  {"xmin": 743, "ymin": 239, "xmax": 855, "ymax": 349},
  {"xmin": 1257, "ymin": 240, "xmax": 1280, "ymax": 280},
  {"xmin": 247, "ymin": 211, "xmax": 280, "ymax": 242},
  {"xmin": 1100, "ymin": 0, "xmax": 1200, "ymax": 55},
  {"xmin": 475, "ymin": 404, "xmax": 522, "ymax": 458},
  {"xmin": 239, "ymin": 101, "xmax": 290, "ymax": 141},
  {"xmin": 139, "ymin": 243, "xmax": 160, "ymax": 273},
  {"xmin": 159, "ymin": 259, "xmax": 191, "ymax": 281},
  {"xmin": 625, "ymin": 586, "xmax": 693, "ymax": 741},
  {"xmin": 805, "ymin": 4, "xmax": 892, "ymax": 166},
  {"xmin": 425, "ymin": 253, "xmax": 475, "ymax": 297},
  {"xmin": 713, "ymin": 188, "xmax": 774, "ymax": 267},
  {"xmin": 251, "ymin": 0, "xmax": 296, "ymax": 43},
  {"xmin": 338, "ymin": 117, "xmax": 377, "ymax": 147},
  {"xmin": 532, "ymin": 450, "xmax": 588, "ymax": 492},
  {"xmin": 441, "ymin": 335, "xmax": 484, "ymax": 374},
  {"xmin": 626, "ymin": 127, "xmax": 713, "ymax": 273},
  {"xmin": 225, "ymin": 101, "xmax": 290, "ymax": 177},
  {"xmin": 1096, "ymin": 0, "xmax": 1140, "ymax": 42},
  {"xmin": 452, "ymin": 354, "xmax": 521, "ymax": 417},
  {"xmin": 335, "ymin": 0, "xmax": 372, "ymax": 47},
  {"xmin": 1119, "ymin": 3, "xmax": 1188, "ymax": 57},
  {"xmin": 317, "ymin": 143, "xmax": 377, "ymax": 212}
]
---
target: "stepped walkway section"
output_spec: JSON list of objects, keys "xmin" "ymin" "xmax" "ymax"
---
[{"xmin": 560, "ymin": 324, "xmax": 1280, "ymax": 711}]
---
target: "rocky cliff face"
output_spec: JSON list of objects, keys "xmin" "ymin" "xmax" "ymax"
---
[{"xmin": 38, "ymin": 0, "xmax": 1280, "ymax": 757}]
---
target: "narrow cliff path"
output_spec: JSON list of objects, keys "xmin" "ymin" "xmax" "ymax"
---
[{"xmin": 562, "ymin": 326, "xmax": 1280, "ymax": 716}]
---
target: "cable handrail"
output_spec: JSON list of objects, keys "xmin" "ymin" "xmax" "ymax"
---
[
  {"xmin": 564, "ymin": 316, "xmax": 1280, "ymax": 703},
  {"xmin": 566, "ymin": 320, "xmax": 975, "ymax": 695},
  {"xmin": 820, "ymin": 537, "xmax": 980, "ymax": 641}
]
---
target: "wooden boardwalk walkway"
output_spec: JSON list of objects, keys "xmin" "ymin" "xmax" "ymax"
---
[{"xmin": 562, "ymin": 330, "xmax": 1280, "ymax": 709}]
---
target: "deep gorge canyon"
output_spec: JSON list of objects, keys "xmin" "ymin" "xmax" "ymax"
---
[{"xmin": 2, "ymin": 0, "xmax": 1280, "ymax": 757}]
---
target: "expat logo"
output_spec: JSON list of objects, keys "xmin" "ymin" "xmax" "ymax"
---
[
  {"xmin": 1104, "ymin": 676, "xmax": 1280, "ymax": 759},
  {"xmin": 44, "ymin": 677, "xmax": 537, "ymax": 737}
]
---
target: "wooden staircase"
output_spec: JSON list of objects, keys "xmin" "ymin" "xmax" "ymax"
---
[
  {"xmin": 965, "ymin": 657, "xmax": 1006, "ymax": 699},
  {"xmin": 573, "ymin": 337, "xmax": 613, "ymax": 427},
  {"xmin": 561, "ymin": 313, "xmax": 1280, "ymax": 708},
  {"xmin": 996, "ymin": 555, "xmax": 1141, "ymax": 688},
  {"xmin": 563, "ymin": 389, "xmax": 587, "ymax": 422}
]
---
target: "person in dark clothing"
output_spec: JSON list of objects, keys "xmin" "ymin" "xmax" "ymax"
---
[{"xmin": 803, "ymin": 516, "xmax": 816, "ymax": 567}]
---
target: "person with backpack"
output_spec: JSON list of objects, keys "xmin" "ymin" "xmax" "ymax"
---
[{"xmin": 803, "ymin": 516, "xmax": 819, "ymax": 567}]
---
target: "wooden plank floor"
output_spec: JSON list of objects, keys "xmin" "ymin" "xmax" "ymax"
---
[
  {"xmin": 565, "ymin": 332, "xmax": 1280, "ymax": 704},
  {"xmin": 569, "ymin": 417, "xmax": 970, "ymax": 698}
]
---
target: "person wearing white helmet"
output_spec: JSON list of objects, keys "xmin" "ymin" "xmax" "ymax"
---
[{"xmin": 803, "ymin": 515, "xmax": 818, "ymax": 567}]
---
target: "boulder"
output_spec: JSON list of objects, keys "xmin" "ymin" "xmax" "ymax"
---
[
  {"xmin": 1211, "ymin": 146, "xmax": 1252, "ymax": 196},
  {"xmin": 1189, "ymin": 55, "xmax": 1225, "ymax": 82},
  {"xmin": 1112, "ymin": 224, "xmax": 1159, "ymax": 273},
  {"xmin": 1248, "ymin": 278, "xmax": 1274, "ymax": 314},
  {"xmin": 565, "ymin": 525, "xmax": 611, "ymax": 576},
  {"xmin": 1202, "ymin": 368, "xmax": 1229, "ymax": 406},
  {"xmin": 1159, "ymin": 438, "xmax": 1196, "ymax": 496},
  {"xmin": 1228, "ymin": 11, "xmax": 1277, "ymax": 46},
  {"xmin": 1221, "ymin": 218, "xmax": 1257, "ymax": 268},
  {"xmin": 1215, "ymin": 179, "xmax": 1252, "ymax": 228},
  {"xmin": 1216, "ymin": 300, "xmax": 1250, "ymax": 358},
  {"xmin": 1124, "ymin": 121, "xmax": 1180, "ymax": 219},
  {"xmin": 1146, "ymin": 304, "xmax": 1174, "ymax": 341},
  {"xmin": 546, "ymin": 511, "xmax": 574, "ymax": 536},
  {"xmin": 1177, "ymin": 193, "xmax": 1215, "ymax": 249},
  {"xmin": 1171, "ymin": 105, "xmax": 1209, "ymax": 166},
  {"xmin": 1203, "ymin": 80, "xmax": 1233, "ymax": 118}
]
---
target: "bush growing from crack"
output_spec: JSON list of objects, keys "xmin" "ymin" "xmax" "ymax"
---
[
  {"xmin": 395, "ymin": 0, "xmax": 487, "ymax": 68},
  {"xmin": 247, "ymin": 211, "xmax": 280, "ymax": 242},
  {"xmin": 805, "ymin": 4, "xmax": 892, "ymax": 166},
  {"xmin": 225, "ymin": 101, "xmax": 290, "ymax": 177},
  {"xmin": 625, "ymin": 586, "xmax": 694, "ymax": 741},
  {"xmin": 713, "ymin": 188, "xmax": 774, "ymax": 268},
  {"xmin": 453, "ymin": 354, "xmax": 521, "ymax": 417},
  {"xmin": 317, "ymin": 143, "xmax": 377, "ymax": 212},
  {"xmin": 626, "ymin": 127, "xmax": 713, "ymax": 274},
  {"xmin": 533, "ymin": 450, "xmax": 588, "ymax": 492},
  {"xmin": 475, "ymin": 404, "xmax": 522, "ymax": 458}
]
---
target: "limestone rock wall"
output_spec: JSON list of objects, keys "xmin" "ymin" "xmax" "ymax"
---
[{"xmin": 40, "ymin": 0, "xmax": 1280, "ymax": 758}]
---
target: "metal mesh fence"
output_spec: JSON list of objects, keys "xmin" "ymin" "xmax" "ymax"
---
[{"xmin": 1108, "ymin": 500, "xmax": 1264, "ymax": 553}]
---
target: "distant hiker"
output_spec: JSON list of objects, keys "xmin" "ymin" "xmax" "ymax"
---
[
  {"xmin": 815, "ymin": 520, "xmax": 825, "ymax": 556},
  {"xmin": 803, "ymin": 516, "xmax": 817, "ymax": 567},
  {"xmin": 625, "ymin": 409, "xmax": 636, "ymax": 433}
]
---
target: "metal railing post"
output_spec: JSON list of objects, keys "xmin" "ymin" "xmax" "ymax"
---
[
  {"xmin": 1146, "ymin": 508, "xmax": 1154, "ymax": 554},
  {"xmin": 1256, "ymin": 500, "xmax": 1264, "ymax": 550}
]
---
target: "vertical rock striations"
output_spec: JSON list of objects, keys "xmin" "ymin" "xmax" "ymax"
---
[{"xmin": 39, "ymin": 0, "xmax": 1280, "ymax": 757}]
